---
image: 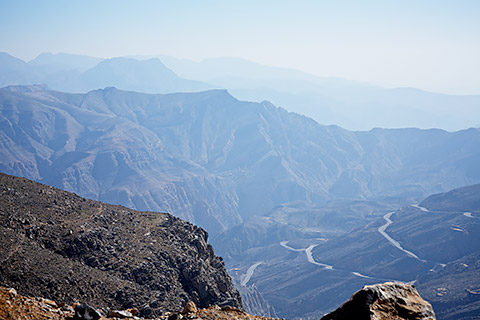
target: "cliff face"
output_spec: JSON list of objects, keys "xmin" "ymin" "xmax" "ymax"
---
[
  {"xmin": 0, "ymin": 173, "xmax": 242, "ymax": 317},
  {"xmin": 321, "ymin": 282, "xmax": 435, "ymax": 320}
]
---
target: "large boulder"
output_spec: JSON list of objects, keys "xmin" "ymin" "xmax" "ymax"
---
[{"xmin": 322, "ymin": 282, "xmax": 435, "ymax": 320}]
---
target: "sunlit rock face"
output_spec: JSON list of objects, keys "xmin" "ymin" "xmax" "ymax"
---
[{"xmin": 321, "ymin": 282, "xmax": 435, "ymax": 320}]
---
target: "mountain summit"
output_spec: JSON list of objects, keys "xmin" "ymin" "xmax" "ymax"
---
[{"xmin": 78, "ymin": 57, "xmax": 211, "ymax": 93}]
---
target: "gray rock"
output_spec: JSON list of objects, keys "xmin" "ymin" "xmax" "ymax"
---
[
  {"xmin": 109, "ymin": 309, "xmax": 133, "ymax": 318},
  {"xmin": 74, "ymin": 303, "xmax": 102, "ymax": 320},
  {"xmin": 321, "ymin": 282, "xmax": 436, "ymax": 320}
]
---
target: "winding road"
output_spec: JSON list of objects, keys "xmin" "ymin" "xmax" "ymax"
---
[
  {"xmin": 377, "ymin": 212, "xmax": 426, "ymax": 262},
  {"xmin": 241, "ymin": 205, "xmax": 473, "ymax": 288},
  {"xmin": 241, "ymin": 262, "xmax": 263, "ymax": 286},
  {"xmin": 410, "ymin": 204, "xmax": 429, "ymax": 212},
  {"xmin": 378, "ymin": 209, "xmax": 453, "ymax": 272},
  {"xmin": 280, "ymin": 241, "xmax": 305, "ymax": 252},
  {"xmin": 280, "ymin": 240, "xmax": 377, "ymax": 280},
  {"xmin": 305, "ymin": 245, "xmax": 333, "ymax": 269},
  {"xmin": 276, "ymin": 204, "xmax": 464, "ymax": 284},
  {"xmin": 411, "ymin": 204, "xmax": 477, "ymax": 219}
]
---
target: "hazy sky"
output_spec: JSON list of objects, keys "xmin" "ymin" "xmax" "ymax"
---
[{"xmin": 1, "ymin": 0, "xmax": 479, "ymax": 94}]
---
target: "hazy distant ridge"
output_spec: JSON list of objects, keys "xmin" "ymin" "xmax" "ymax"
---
[
  {"xmin": 0, "ymin": 52, "xmax": 212, "ymax": 94},
  {"xmin": 1, "ymin": 51, "xmax": 480, "ymax": 131}
]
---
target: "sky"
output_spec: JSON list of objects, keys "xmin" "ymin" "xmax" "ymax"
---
[{"xmin": 1, "ymin": 0, "xmax": 479, "ymax": 94}]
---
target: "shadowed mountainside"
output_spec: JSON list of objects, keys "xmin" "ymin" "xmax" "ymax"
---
[{"xmin": 419, "ymin": 183, "xmax": 480, "ymax": 212}]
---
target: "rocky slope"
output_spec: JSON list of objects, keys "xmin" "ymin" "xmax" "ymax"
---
[
  {"xmin": 0, "ymin": 173, "xmax": 242, "ymax": 317},
  {"xmin": 412, "ymin": 184, "xmax": 480, "ymax": 320},
  {"xmin": 416, "ymin": 252, "xmax": 480, "ymax": 320},
  {"xmin": 321, "ymin": 282, "xmax": 435, "ymax": 320}
]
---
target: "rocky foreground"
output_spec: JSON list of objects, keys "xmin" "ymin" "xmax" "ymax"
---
[
  {"xmin": 0, "ymin": 282, "xmax": 436, "ymax": 320},
  {"xmin": 0, "ymin": 286, "xmax": 271, "ymax": 320},
  {"xmin": 0, "ymin": 173, "xmax": 241, "ymax": 317}
]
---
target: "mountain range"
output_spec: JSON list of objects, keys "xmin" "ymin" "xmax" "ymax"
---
[
  {"xmin": 150, "ymin": 55, "xmax": 480, "ymax": 131},
  {"xmin": 1, "ymin": 51, "xmax": 480, "ymax": 319},
  {"xmin": 0, "ymin": 52, "xmax": 211, "ymax": 94},
  {"xmin": 1, "ymin": 85, "xmax": 479, "ymax": 236},
  {"xmin": 2, "ymin": 52, "xmax": 480, "ymax": 131}
]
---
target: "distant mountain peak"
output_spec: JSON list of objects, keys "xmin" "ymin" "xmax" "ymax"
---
[
  {"xmin": 0, "ymin": 52, "xmax": 28, "ymax": 68},
  {"xmin": 1, "ymin": 84, "xmax": 50, "ymax": 92},
  {"xmin": 79, "ymin": 57, "xmax": 211, "ymax": 93}
]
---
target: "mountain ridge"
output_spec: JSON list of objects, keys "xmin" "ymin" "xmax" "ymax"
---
[
  {"xmin": 1, "ymin": 85, "xmax": 480, "ymax": 234},
  {"xmin": 153, "ymin": 54, "xmax": 480, "ymax": 131},
  {"xmin": 0, "ymin": 52, "xmax": 213, "ymax": 95},
  {"xmin": 2, "ymin": 51, "xmax": 480, "ymax": 131}
]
